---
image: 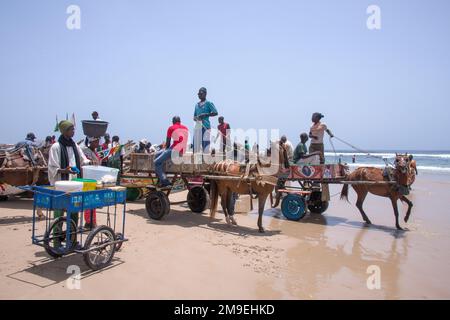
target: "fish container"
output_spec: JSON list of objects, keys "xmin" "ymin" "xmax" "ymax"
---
[
  {"xmin": 81, "ymin": 120, "xmax": 109, "ymax": 137},
  {"xmin": 71, "ymin": 178, "xmax": 97, "ymax": 191},
  {"xmin": 54, "ymin": 181, "xmax": 83, "ymax": 193},
  {"xmin": 82, "ymin": 166, "xmax": 119, "ymax": 184}
]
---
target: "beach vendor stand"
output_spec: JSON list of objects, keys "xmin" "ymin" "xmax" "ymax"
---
[{"xmin": 24, "ymin": 166, "xmax": 128, "ymax": 271}]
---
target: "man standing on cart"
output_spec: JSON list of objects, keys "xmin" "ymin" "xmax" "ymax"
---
[
  {"xmin": 193, "ymin": 87, "xmax": 218, "ymax": 154},
  {"xmin": 309, "ymin": 112, "xmax": 334, "ymax": 201},
  {"xmin": 154, "ymin": 116, "xmax": 189, "ymax": 187}
]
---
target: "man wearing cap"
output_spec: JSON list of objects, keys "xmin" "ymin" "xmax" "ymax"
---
[
  {"xmin": 48, "ymin": 121, "xmax": 90, "ymax": 235},
  {"xmin": 16, "ymin": 133, "xmax": 41, "ymax": 165},
  {"xmin": 309, "ymin": 112, "xmax": 333, "ymax": 202},
  {"xmin": 48, "ymin": 120, "xmax": 90, "ymax": 185},
  {"xmin": 309, "ymin": 112, "xmax": 333, "ymax": 164},
  {"xmin": 16, "ymin": 133, "xmax": 40, "ymax": 148},
  {"xmin": 193, "ymin": 87, "xmax": 218, "ymax": 153}
]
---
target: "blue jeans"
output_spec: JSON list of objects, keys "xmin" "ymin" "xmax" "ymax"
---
[{"xmin": 154, "ymin": 148, "xmax": 172, "ymax": 184}]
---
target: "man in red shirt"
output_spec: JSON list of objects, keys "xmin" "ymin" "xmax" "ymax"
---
[
  {"xmin": 216, "ymin": 116, "xmax": 231, "ymax": 159},
  {"xmin": 154, "ymin": 116, "xmax": 189, "ymax": 187}
]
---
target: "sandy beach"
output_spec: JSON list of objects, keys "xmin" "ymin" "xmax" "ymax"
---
[{"xmin": 1, "ymin": 173, "xmax": 450, "ymax": 300}]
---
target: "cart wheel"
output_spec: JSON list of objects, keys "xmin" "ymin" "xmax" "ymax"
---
[
  {"xmin": 187, "ymin": 186, "xmax": 210, "ymax": 213},
  {"xmin": 145, "ymin": 191, "xmax": 170, "ymax": 220},
  {"xmin": 43, "ymin": 217, "xmax": 78, "ymax": 258},
  {"xmin": 115, "ymin": 232, "xmax": 124, "ymax": 251},
  {"xmin": 83, "ymin": 226, "xmax": 116, "ymax": 270},
  {"xmin": 281, "ymin": 194, "xmax": 306, "ymax": 221},
  {"xmin": 308, "ymin": 191, "xmax": 329, "ymax": 214}
]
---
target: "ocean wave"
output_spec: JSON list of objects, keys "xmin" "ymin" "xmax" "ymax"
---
[
  {"xmin": 344, "ymin": 163, "xmax": 450, "ymax": 173},
  {"xmin": 325, "ymin": 152, "xmax": 450, "ymax": 159}
]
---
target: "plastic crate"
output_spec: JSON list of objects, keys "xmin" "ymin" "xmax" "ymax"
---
[{"xmin": 32, "ymin": 186, "xmax": 126, "ymax": 211}]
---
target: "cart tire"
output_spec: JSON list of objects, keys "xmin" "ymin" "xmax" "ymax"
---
[
  {"xmin": 43, "ymin": 217, "xmax": 78, "ymax": 258},
  {"xmin": 187, "ymin": 186, "xmax": 210, "ymax": 213},
  {"xmin": 115, "ymin": 232, "xmax": 124, "ymax": 251},
  {"xmin": 145, "ymin": 191, "xmax": 170, "ymax": 220},
  {"xmin": 83, "ymin": 226, "xmax": 116, "ymax": 270},
  {"xmin": 308, "ymin": 191, "xmax": 329, "ymax": 214},
  {"xmin": 281, "ymin": 194, "xmax": 306, "ymax": 221}
]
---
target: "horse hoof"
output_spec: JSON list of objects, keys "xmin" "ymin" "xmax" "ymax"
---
[
  {"xmin": 230, "ymin": 217, "xmax": 238, "ymax": 226},
  {"xmin": 258, "ymin": 228, "xmax": 265, "ymax": 233},
  {"xmin": 365, "ymin": 220, "xmax": 372, "ymax": 225},
  {"xmin": 404, "ymin": 216, "xmax": 410, "ymax": 223},
  {"xmin": 396, "ymin": 225, "xmax": 404, "ymax": 231}
]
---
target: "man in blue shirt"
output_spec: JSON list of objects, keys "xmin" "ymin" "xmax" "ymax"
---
[{"xmin": 193, "ymin": 87, "xmax": 218, "ymax": 153}]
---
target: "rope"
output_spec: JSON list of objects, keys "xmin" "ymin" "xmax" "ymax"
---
[
  {"xmin": 328, "ymin": 137, "xmax": 338, "ymax": 164},
  {"xmin": 330, "ymin": 135, "xmax": 394, "ymax": 167}
]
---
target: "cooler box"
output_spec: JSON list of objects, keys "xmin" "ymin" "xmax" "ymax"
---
[
  {"xmin": 82, "ymin": 166, "xmax": 119, "ymax": 183},
  {"xmin": 72, "ymin": 178, "xmax": 97, "ymax": 191}
]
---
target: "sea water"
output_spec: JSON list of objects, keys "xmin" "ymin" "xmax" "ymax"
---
[{"xmin": 325, "ymin": 150, "xmax": 450, "ymax": 175}]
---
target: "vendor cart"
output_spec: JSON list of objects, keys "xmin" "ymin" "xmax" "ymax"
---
[{"xmin": 25, "ymin": 186, "xmax": 128, "ymax": 270}]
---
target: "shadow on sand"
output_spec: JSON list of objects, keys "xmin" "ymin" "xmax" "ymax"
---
[{"xmin": 7, "ymin": 254, "xmax": 124, "ymax": 289}]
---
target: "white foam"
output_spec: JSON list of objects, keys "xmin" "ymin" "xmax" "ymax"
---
[
  {"xmin": 344, "ymin": 163, "xmax": 450, "ymax": 173},
  {"xmin": 325, "ymin": 152, "xmax": 450, "ymax": 159}
]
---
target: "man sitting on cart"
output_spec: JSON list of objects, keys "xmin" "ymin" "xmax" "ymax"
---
[{"xmin": 154, "ymin": 116, "xmax": 189, "ymax": 187}]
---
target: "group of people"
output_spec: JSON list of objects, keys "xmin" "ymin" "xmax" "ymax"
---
[
  {"xmin": 38, "ymin": 88, "xmax": 335, "ymax": 197},
  {"xmin": 44, "ymin": 112, "xmax": 126, "ymax": 229}
]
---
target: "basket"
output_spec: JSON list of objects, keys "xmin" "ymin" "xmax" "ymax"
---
[{"xmin": 81, "ymin": 120, "xmax": 109, "ymax": 137}]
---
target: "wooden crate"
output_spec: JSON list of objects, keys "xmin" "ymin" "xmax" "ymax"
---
[
  {"xmin": 130, "ymin": 153, "xmax": 154, "ymax": 172},
  {"xmin": 129, "ymin": 152, "xmax": 211, "ymax": 174}
]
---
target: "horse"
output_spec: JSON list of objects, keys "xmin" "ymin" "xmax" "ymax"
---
[
  {"xmin": 209, "ymin": 142, "xmax": 289, "ymax": 233},
  {"xmin": 340, "ymin": 154, "xmax": 413, "ymax": 230}
]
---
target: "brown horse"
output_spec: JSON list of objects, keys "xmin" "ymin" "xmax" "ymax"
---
[
  {"xmin": 340, "ymin": 154, "xmax": 413, "ymax": 230},
  {"xmin": 209, "ymin": 142, "xmax": 289, "ymax": 233}
]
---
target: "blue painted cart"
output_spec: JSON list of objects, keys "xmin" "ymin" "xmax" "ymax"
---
[{"xmin": 24, "ymin": 186, "xmax": 128, "ymax": 270}]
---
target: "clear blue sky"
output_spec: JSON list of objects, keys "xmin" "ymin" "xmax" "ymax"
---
[{"xmin": 1, "ymin": 0, "xmax": 449, "ymax": 150}]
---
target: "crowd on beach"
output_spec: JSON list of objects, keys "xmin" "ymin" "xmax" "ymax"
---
[{"xmin": 15, "ymin": 87, "xmax": 336, "ymax": 190}]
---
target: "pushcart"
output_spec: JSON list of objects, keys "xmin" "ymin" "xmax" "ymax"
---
[{"xmin": 25, "ymin": 186, "xmax": 128, "ymax": 270}]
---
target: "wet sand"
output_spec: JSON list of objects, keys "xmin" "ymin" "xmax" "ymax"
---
[{"xmin": 0, "ymin": 173, "xmax": 450, "ymax": 299}]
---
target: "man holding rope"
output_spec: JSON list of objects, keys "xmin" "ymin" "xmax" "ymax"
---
[
  {"xmin": 309, "ymin": 112, "xmax": 334, "ymax": 164},
  {"xmin": 309, "ymin": 112, "xmax": 334, "ymax": 202}
]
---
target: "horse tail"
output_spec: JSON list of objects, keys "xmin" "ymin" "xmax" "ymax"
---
[
  {"xmin": 340, "ymin": 183, "xmax": 349, "ymax": 202},
  {"xmin": 209, "ymin": 179, "xmax": 219, "ymax": 219}
]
